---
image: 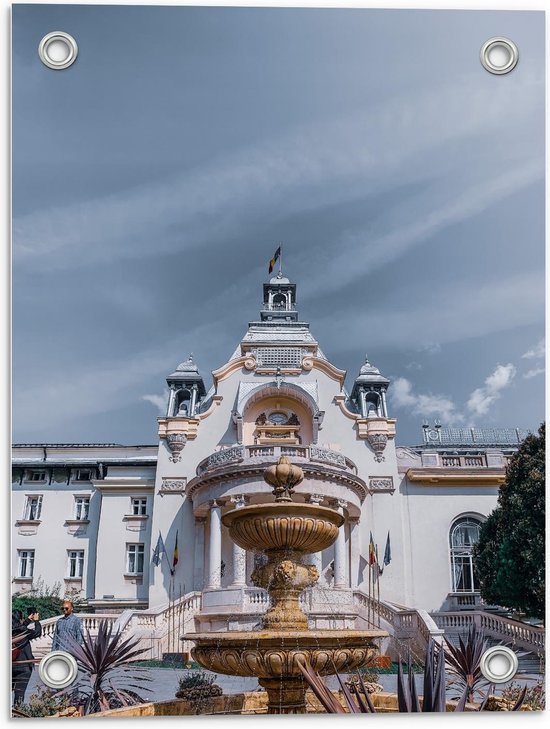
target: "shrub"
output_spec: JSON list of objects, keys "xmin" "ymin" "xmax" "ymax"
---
[
  {"xmin": 14, "ymin": 687, "xmax": 77, "ymax": 718},
  {"xmin": 175, "ymin": 670, "xmax": 223, "ymax": 712}
]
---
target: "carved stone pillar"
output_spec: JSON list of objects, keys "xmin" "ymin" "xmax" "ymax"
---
[
  {"xmin": 349, "ymin": 516, "xmax": 360, "ymax": 589},
  {"xmin": 207, "ymin": 500, "xmax": 223, "ymax": 589},
  {"xmin": 193, "ymin": 517, "xmax": 206, "ymax": 590},
  {"xmin": 230, "ymin": 495, "xmax": 247, "ymax": 586},
  {"xmin": 333, "ymin": 499, "xmax": 348, "ymax": 589},
  {"xmin": 307, "ymin": 494, "xmax": 325, "ymax": 579}
]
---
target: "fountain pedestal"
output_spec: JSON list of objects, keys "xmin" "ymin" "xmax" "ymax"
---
[{"xmin": 188, "ymin": 457, "xmax": 388, "ymax": 714}]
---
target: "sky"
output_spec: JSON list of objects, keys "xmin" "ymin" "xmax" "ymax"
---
[{"xmin": 12, "ymin": 4, "xmax": 545, "ymax": 446}]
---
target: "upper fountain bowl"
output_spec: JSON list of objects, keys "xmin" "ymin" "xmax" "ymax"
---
[{"xmin": 221, "ymin": 502, "xmax": 344, "ymax": 553}]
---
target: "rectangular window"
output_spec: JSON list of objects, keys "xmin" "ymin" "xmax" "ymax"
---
[
  {"xmin": 75, "ymin": 469, "xmax": 92, "ymax": 482},
  {"xmin": 28, "ymin": 470, "xmax": 46, "ymax": 482},
  {"xmin": 68, "ymin": 550, "xmax": 84, "ymax": 578},
  {"xmin": 74, "ymin": 496, "xmax": 90, "ymax": 521},
  {"xmin": 131, "ymin": 498, "xmax": 147, "ymax": 516},
  {"xmin": 126, "ymin": 544, "xmax": 144, "ymax": 574},
  {"xmin": 23, "ymin": 495, "xmax": 42, "ymax": 521},
  {"xmin": 18, "ymin": 550, "xmax": 35, "ymax": 578}
]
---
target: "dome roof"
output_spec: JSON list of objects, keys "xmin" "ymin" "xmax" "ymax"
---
[
  {"xmin": 269, "ymin": 275, "xmax": 290, "ymax": 284},
  {"xmin": 359, "ymin": 355, "xmax": 381, "ymax": 376},
  {"xmin": 175, "ymin": 355, "xmax": 199, "ymax": 373}
]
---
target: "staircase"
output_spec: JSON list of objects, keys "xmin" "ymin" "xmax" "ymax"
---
[{"xmin": 430, "ymin": 611, "xmax": 545, "ymax": 677}]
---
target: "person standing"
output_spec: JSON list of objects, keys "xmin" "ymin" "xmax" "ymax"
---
[
  {"xmin": 52, "ymin": 600, "xmax": 83, "ymax": 653},
  {"xmin": 12, "ymin": 608, "xmax": 41, "ymax": 705}
]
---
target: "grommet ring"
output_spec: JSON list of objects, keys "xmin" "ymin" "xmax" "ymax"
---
[
  {"xmin": 480, "ymin": 37, "xmax": 518, "ymax": 75},
  {"xmin": 38, "ymin": 31, "xmax": 78, "ymax": 70},
  {"xmin": 38, "ymin": 651, "xmax": 79, "ymax": 689},
  {"xmin": 480, "ymin": 646, "xmax": 519, "ymax": 684}
]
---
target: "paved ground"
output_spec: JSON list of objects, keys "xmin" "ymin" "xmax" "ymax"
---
[
  {"xmin": 23, "ymin": 666, "xmax": 542, "ymax": 708},
  {"xmin": 22, "ymin": 667, "xmax": 433, "ymax": 705}
]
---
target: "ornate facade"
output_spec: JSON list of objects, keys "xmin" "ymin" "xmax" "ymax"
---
[{"xmin": 12, "ymin": 274, "xmax": 529, "ymax": 629}]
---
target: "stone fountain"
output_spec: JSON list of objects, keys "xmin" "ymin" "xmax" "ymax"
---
[{"xmin": 188, "ymin": 456, "xmax": 387, "ymax": 714}]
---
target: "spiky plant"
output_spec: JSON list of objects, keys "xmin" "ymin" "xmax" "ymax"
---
[
  {"xmin": 64, "ymin": 620, "xmax": 151, "ymax": 714},
  {"xmin": 297, "ymin": 639, "xmax": 527, "ymax": 713},
  {"xmin": 443, "ymin": 624, "xmax": 488, "ymax": 702}
]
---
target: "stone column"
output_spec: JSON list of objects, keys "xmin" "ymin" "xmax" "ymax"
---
[
  {"xmin": 190, "ymin": 385, "xmax": 198, "ymax": 416},
  {"xmin": 207, "ymin": 500, "xmax": 223, "ymax": 589},
  {"xmin": 348, "ymin": 516, "xmax": 360, "ymax": 589},
  {"xmin": 333, "ymin": 499, "xmax": 348, "ymax": 589},
  {"xmin": 230, "ymin": 495, "xmax": 247, "ymax": 587},
  {"xmin": 359, "ymin": 388, "xmax": 367, "ymax": 418},
  {"xmin": 167, "ymin": 386, "xmax": 176, "ymax": 417},
  {"xmin": 193, "ymin": 517, "xmax": 206, "ymax": 590},
  {"xmin": 307, "ymin": 494, "xmax": 325, "ymax": 581},
  {"xmin": 380, "ymin": 389, "xmax": 388, "ymax": 417}
]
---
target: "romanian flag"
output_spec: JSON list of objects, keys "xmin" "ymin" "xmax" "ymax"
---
[
  {"xmin": 172, "ymin": 531, "xmax": 179, "ymax": 573},
  {"xmin": 369, "ymin": 532, "xmax": 377, "ymax": 566},
  {"xmin": 268, "ymin": 246, "xmax": 281, "ymax": 274}
]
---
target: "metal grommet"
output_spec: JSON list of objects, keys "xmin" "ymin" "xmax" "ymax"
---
[
  {"xmin": 480, "ymin": 37, "xmax": 518, "ymax": 75},
  {"xmin": 480, "ymin": 646, "xmax": 519, "ymax": 684},
  {"xmin": 38, "ymin": 31, "xmax": 78, "ymax": 70},
  {"xmin": 38, "ymin": 651, "xmax": 78, "ymax": 689}
]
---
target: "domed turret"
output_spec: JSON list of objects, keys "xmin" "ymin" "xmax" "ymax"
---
[
  {"xmin": 350, "ymin": 355, "xmax": 390, "ymax": 418},
  {"xmin": 166, "ymin": 354, "xmax": 206, "ymax": 417}
]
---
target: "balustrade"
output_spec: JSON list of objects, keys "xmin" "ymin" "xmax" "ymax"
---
[{"xmin": 196, "ymin": 444, "xmax": 356, "ymax": 476}]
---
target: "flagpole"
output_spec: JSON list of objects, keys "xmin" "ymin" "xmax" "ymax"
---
[
  {"xmin": 279, "ymin": 243, "xmax": 282, "ymax": 276},
  {"xmin": 376, "ymin": 545, "xmax": 381, "ymax": 628},
  {"xmin": 368, "ymin": 559, "xmax": 372, "ymax": 626}
]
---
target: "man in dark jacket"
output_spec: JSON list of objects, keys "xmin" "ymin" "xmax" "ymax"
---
[{"xmin": 12, "ymin": 608, "xmax": 42, "ymax": 705}]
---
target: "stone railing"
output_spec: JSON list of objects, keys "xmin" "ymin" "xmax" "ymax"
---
[
  {"xmin": 30, "ymin": 595, "xmax": 205, "ymax": 661},
  {"xmin": 245, "ymin": 588, "xmax": 270, "ymax": 607},
  {"xmin": 431, "ymin": 611, "xmax": 545, "ymax": 654},
  {"xmin": 440, "ymin": 455, "xmax": 486, "ymax": 467},
  {"xmin": 196, "ymin": 444, "xmax": 356, "ymax": 477},
  {"xmin": 30, "ymin": 613, "xmax": 120, "ymax": 657},
  {"xmin": 353, "ymin": 591, "xmax": 444, "ymax": 661}
]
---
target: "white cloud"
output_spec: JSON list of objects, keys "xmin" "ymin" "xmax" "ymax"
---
[
  {"xmin": 390, "ymin": 377, "xmax": 460, "ymax": 423},
  {"xmin": 466, "ymin": 364, "xmax": 516, "ymax": 417},
  {"xmin": 523, "ymin": 367, "xmax": 544, "ymax": 380},
  {"xmin": 522, "ymin": 339, "xmax": 545, "ymax": 360},
  {"xmin": 142, "ymin": 392, "xmax": 168, "ymax": 414}
]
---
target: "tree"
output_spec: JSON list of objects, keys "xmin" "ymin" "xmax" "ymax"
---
[{"xmin": 473, "ymin": 423, "xmax": 545, "ymax": 619}]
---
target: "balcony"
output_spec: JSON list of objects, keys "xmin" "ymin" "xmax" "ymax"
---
[{"xmin": 196, "ymin": 444, "xmax": 357, "ymax": 478}]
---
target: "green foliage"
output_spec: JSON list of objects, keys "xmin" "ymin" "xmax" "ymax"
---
[
  {"xmin": 473, "ymin": 423, "xmax": 545, "ymax": 619},
  {"xmin": 12, "ymin": 579, "xmax": 63, "ymax": 619},
  {"xmin": 14, "ymin": 687, "xmax": 76, "ymax": 717},
  {"xmin": 12, "ymin": 578, "xmax": 84, "ymax": 619}
]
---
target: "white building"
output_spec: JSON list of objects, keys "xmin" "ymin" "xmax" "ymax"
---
[{"xmin": 12, "ymin": 274, "xmax": 533, "ymax": 654}]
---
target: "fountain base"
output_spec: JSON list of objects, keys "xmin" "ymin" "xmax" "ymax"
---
[{"xmin": 189, "ymin": 628, "xmax": 387, "ymax": 714}]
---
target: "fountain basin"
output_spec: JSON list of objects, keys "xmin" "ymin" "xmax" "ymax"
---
[
  {"xmin": 188, "ymin": 629, "xmax": 386, "ymax": 679},
  {"xmin": 222, "ymin": 503, "xmax": 344, "ymax": 553}
]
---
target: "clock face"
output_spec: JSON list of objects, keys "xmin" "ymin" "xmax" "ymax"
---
[{"xmin": 268, "ymin": 412, "xmax": 287, "ymax": 425}]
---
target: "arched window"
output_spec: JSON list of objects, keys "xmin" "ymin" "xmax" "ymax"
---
[
  {"xmin": 272, "ymin": 293, "xmax": 286, "ymax": 309},
  {"xmin": 449, "ymin": 516, "xmax": 482, "ymax": 592}
]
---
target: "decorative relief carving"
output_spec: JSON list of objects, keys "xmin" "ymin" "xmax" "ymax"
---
[
  {"xmin": 302, "ymin": 356, "xmax": 314, "ymax": 371},
  {"xmin": 367, "ymin": 433, "xmax": 388, "ymax": 462},
  {"xmin": 309, "ymin": 445, "xmax": 347, "ymax": 468},
  {"xmin": 368, "ymin": 477, "xmax": 395, "ymax": 493},
  {"xmin": 166, "ymin": 433, "xmax": 187, "ymax": 462},
  {"xmin": 244, "ymin": 355, "xmax": 257, "ymax": 371},
  {"xmin": 159, "ymin": 478, "xmax": 187, "ymax": 495},
  {"xmin": 202, "ymin": 446, "xmax": 245, "ymax": 473}
]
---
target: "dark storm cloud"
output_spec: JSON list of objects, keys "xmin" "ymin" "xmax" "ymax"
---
[{"xmin": 12, "ymin": 5, "xmax": 545, "ymax": 444}]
